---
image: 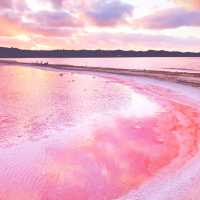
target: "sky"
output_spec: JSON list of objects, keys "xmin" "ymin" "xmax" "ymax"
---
[{"xmin": 0, "ymin": 0, "xmax": 200, "ymax": 51}]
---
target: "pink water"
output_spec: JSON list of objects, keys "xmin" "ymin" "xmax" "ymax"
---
[
  {"xmin": 0, "ymin": 65, "xmax": 200, "ymax": 200},
  {"xmin": 3, "ymin": 57, "xmax": 200, "ymax": 72}
]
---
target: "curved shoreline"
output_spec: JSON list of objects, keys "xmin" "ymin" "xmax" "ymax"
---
[
  {"xmin": 0, "ymin": 64, "xmax": 200, "ymax": 199},
  {"xmin": 0, "ymin": 60, "xmax": 200, "ymax": 87}
]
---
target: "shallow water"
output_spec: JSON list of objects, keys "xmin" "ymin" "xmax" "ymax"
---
[
  {"xmin": 3, "ymin": 57, "xmax": 200, "ymax": 73},
  {"xmin": 0, "ymin": 65, "xmax": 200, "ymax": 200}
]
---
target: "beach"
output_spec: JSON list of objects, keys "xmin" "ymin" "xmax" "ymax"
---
[
  {"xmin": 0, "ymin": 61, "xmax": 200, "ymax": 200},
  {"xmin": 1, "ymin": 59, "xmax": 200, "ymax": 87},
  {"xmin": 1, "ymin": 0, "xmax": 200, "ymax": 198}
]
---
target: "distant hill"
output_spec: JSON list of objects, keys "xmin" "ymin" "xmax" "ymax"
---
[{"xmin": 0, "ymin": 47, "xmax": 200, "ymax": 58}]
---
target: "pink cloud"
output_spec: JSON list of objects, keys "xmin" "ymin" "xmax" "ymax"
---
[
  {"xmin": 86, "ymin": 0, "xmax": 133, "ymax": 26},
  {"xmin": 0, "ymin": 37, "xmax": 35, "ymax": 49},
  {"xmin": 134, "ymin": 8, "xmax": 200, "ymax": 29},
  {"xmin": 56, "ymin": 31, "xmax": 200, "ymax": 52},
  {"xmin": 25, "ymin": 24, "xmax": 76, "ymax": 37},
  {"xmin": 0, "ymin": 0, "xmax": 199, "ymax": 51},
  {"xmin": 1, "ymin": 25, "xmax": 200, "ymax": 51},
  {"xmin": 0, "ymin": 0, "xmax": 12, "ymax": 8},
  {"xmin": 50, "ymin": 0, "xmax": 65, "ymax": 9},
  {"xmin": 26, "ymin": 11, "xmax": 83, "ymax": 28}
]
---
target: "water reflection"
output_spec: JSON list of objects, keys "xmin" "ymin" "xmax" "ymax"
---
[
  {"xmin": 7, "ymin": 57, "xmax": 200, "ymax": 72},
  {"xmin": 0, "ymin": 66, "xmax": 199, "ymax": 200},
  {"xmin": 0, "ymin": 66, "xmax": 161, "ymax": 145}
]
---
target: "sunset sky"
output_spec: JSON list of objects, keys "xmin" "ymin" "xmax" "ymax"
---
[{"xmin": 0, "ymin": 0, "xmax": 200, "ymax": 51}]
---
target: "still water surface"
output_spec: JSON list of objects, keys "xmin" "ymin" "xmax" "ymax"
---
[
  {"xmin": 0, "ymin": 65, "xmax": 200, "ymax": 199},
  {"xmin": 6, "ymin": 57, "xmax": 200, "ymax": 72}
]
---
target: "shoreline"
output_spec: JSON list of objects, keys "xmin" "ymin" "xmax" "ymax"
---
[
  {"xmin": 0, "ymin": 59, "xmax": 200, "ymax": 199},
  {"xmin": 0, "ymin": 59, "xmax": 200, "ymax": 87}
]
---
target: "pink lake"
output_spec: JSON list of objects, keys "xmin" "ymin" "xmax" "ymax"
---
[
  {"xmin": 3, "ymin": 57, "xmax": 200, "ymax": 73},
  {"xmin": 0, "ymin": 65, "xmax": 200, "ymax": 200}
]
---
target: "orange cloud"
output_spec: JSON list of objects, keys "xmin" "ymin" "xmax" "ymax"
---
[
  {"xmin": 175, "ymin": 0, "xmax": 200, "ymax": 10},
  {"xmin": 0, "ymin": 17, "xmax": 24, "ymax": 36}
]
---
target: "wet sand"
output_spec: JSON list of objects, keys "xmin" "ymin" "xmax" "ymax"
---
[
  {"xmin": 0, "ymin": 63, "xmax": 200, "ymax": 200},
  {"xmin": 0, "ymin": 59, "xmax": 200, "ymax": 87}
]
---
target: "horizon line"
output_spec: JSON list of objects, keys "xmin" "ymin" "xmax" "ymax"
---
[{"xmin": 0, "ymin": 47, "xmax": 200, "ymax": 54}]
